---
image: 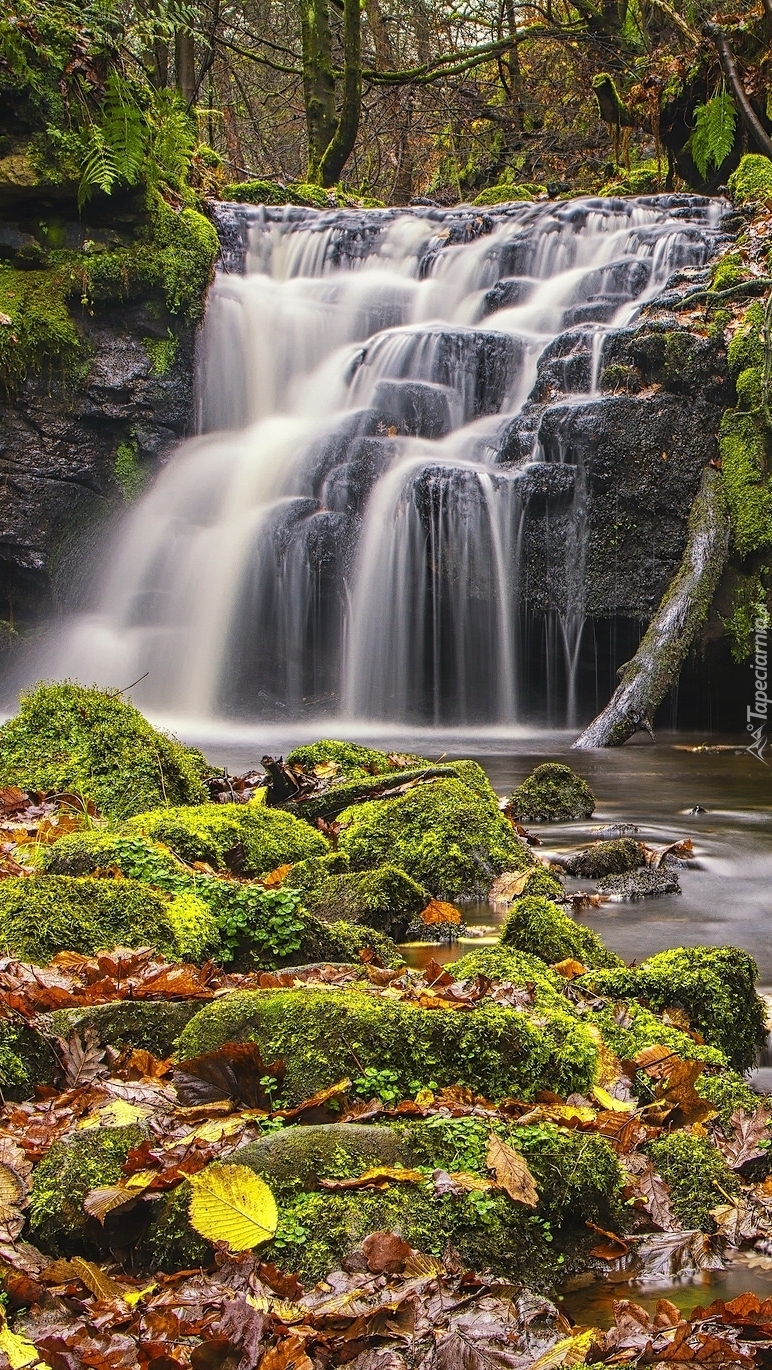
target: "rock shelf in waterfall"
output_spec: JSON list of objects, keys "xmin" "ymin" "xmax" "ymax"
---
[{"xmin": 22, "ymin": 194, "xmax": 732, "ymax": 728}]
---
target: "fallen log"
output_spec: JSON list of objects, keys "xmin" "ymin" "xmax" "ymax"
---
[
  {"xmin": 281, "ymin": 763, "xmax": 462, "ymax": 822},
  {"xmin": 573, "ymin": 467, "xmax": 730, "ymax": 749}
]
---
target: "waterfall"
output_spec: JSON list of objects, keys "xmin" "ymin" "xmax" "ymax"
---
[{"xmin": 33, "ymin": 194, "xmax": 725, "ymax": 726}]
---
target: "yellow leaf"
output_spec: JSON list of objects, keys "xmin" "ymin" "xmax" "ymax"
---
[
  {"xmin": 552, "ymin": 959, "xmax": 587, "ymax": 980},
  {"xmin": 420, "ymin": 898, "xmax": 461, "ymax": 926},
  {"xmin": 0, "ymin": 1315, "xmax": 41, "ymax": 1369},
  {"xmin": 122, "ymin": 1283, "xmax": 157, "ymax": 1308},
  {"xmin": 78, "ymin": 1100, "xmax": 150, "ymax": 1130},
  {"xmin": 188, "ymin": 1163, "xmax": 277, "ymax": 1251},
  {"xmin": 591, "ymin": 1085, "xmax": 634, "ymax": 1114},
  {"xmin": 319, "ymin": 1166, "xmax": 424, "ymax": 1191},
  {"xmin": 69, "ymin": 1257, "xmax": 125, "ymax": 1301},
  {"xmin": 530, "ymin": 1327, "xmax": 600, "ymax": 1367}
]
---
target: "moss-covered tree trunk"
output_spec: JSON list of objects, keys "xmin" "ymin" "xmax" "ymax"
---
[
  {"xmin": 302, "ymin": 0, "xmax": 362, "ymax": 187},
  {"xmin": 573, "ymin": 467, "xmax": 730, "ymax": 748}
]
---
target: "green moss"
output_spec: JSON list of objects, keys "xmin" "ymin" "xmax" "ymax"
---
[
  {"xmin": 305, "ymin": 865, "xmax": 429, "ymax": 939},
  {"xmin": 727, "ymin": 306, "xmax": 765, "ymax": 376},
  {"xmin": 165, "ymin": 889, "xmax": 220, "ymax": 961},
  {"xmin": 29, "ymin": 1125, "xmax": 146, "ymax": 1253},
  {"xmin": 44, "ymin": 830, "xmax": 182, "ymax": 879},
  {"xmin": 128, "ymin": 801, "xmax": 327, "ymax": 876},
  {"xmin": 718, "ymin": 408, "xmax": 772, "ymax": 555},
  {"xmin": 0, "ymin": 1019, "xmax": 57, "ymax": 1098},
  {"xmin": 501, "ymin": 896, "xmax": 623, "ymax": 970},
  {"xmin": 221, "ymin": 179, "xmax": 330, "ymax": 208},
  {"xmin": 566, "ymin": 838, "xmax": 645, "ymax": 878},
  {"xmin": 177, "ymin": 985, "xmax": 599, "ymax": 1103},
  {"xmin": 711, "ymin": 251, "xmax": 747, "ymax": 293},
  {"xmin": 450, "ymin": 945, "xmax": 564, "ymax": 997},
  {"xmin": 0, "ymin": 875, "xmax": 215, "ymax": 964},
  {"xmin": 598, "ymin": 165, "xmax": 661, "ymax": 197},
  {"xmin": 727, "ymin": 154, "xmax": 772, "ymax": 206},
  {"xmin": 736, "ymin": 365, "xmax": 764, "ymax": 411},
  {"xmin": 696, "ymin": 1069, "xmax": 764, "ymax": 1126},
  {"xmin": 509, "ymin": 763, "xmax": 596, "ymax": 823},
  {"xmin": 143, "ymin": 334, "xmax": 179, "ymax": 376},
  {"xmin": 51, "ymin": 999, "xmax": 202, "ymax": 1057},
  {"xmin": 287, "ymin": 851, "xmax": 351, "ymax": 895},
  {"xmin": 286, "ymin": 739, "xmax": 399, "ymax": 779},
  {"xmin": 585, "ymin": 946, "xmax": 765, "ymax": 1071},
  {"xmin": 723, "ymin": 571, "xmax": 770, "ymax": 662},
  {"xmin": 472, "ymin": 181, "xmax": 544, "ymax": 206},
  {"xmin": 114, "ymin": 436, "xmax": 145, "ymax": 499},
  {"xmin": 602, "ymin": 362, "xmax": 640, "ymax": 392},
  {"xmin": 647, "ymin": 1132, "xmax": 739, "ymax": 1230},
  {"xmin": 0, "ymin": 262, "xmax": 83, "ymax": 394},
  {"xmin": 0, "ymin": 682, "xmax": 210, "ymax": 818},
  {"xmin": 592, "ymin": 1000, "xmax": 724, "ymax": 1072},
  {"xmin": 338, "ymin": 778, "xmax": 532, "ymax": 900}
]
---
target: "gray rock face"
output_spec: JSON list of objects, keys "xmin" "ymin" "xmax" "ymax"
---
[{"xmin": 0, "ymin": 301, "xmax": 195, "ymax": 623}]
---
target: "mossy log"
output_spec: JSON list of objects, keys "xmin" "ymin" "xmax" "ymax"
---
[
  {"xmin": 573, "ymin": 467, "xmax": 729, "ymax": 748},
  {"xmin": 282, "ymin": 763, "xmax": 463, "ymax": 822}
]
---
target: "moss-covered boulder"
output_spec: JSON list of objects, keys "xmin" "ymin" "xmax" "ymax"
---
[
  {"xmin": 508, "ymin": 763, "xmax": 596, "ymax": 823},
  {"xmin": 304, "ymin": 866, "xmax": 430, "ymax": 940},
  {"xmin": 0, "ymin": 1018, "xmax": 58, "ymax": 1099},
  {"xmin": 0, "ymin": 876, "xmax": 219, "ymax": 963},
  {"xmin": 286, "ymin": 740, "xmax": 402, "ymax": 779},
  {"xmin": 585, "ymin": 946, "xmax": 764, "ymax": 1071},
  {"xmin": 0, "ymin": 682, "xmax": 210, "ymax": 819},
  {"xmin": 500, "ymin": 896, "xmax": 622, "ymax": 970},
  {"xmin": 128, "ymin": 801, "xmax": 327, "ymax": 876},
  {"xmin": 337, "ymin": 778, "xmax": 533, "ymax": 900},
  {"xmin": 148, "ymin": 1117, "xmax": 623, "ymax": 1283},
  {"xmin": 51, "ymin": 1000, "xmax": 203, "ymax": 1058},
  {"xmin": 29, "ymin": 1124, "xmax": 146, "ymax": 1254},
  {"xmin": 44, "ymin": 831, "xmax": 182, "ymax": 880},
  {"xmin": 563, "ymin": 838, "xmax": 646, "ymax": 878},
  {"xmin": 176, "ymin": 985, "xmax": 599, "ymax": 1103},
  {"xmin": 450, "ymin": 945, "xmax": 564, "ymax": 997},
  {"xmin": 728, "ymin": 154, "xmax": 772, "ymax": 206}
]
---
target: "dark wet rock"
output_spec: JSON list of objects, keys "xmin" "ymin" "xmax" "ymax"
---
[
  {"xmin": 0, "ymin": 301, "xmax": 195, "ymax": 624},
  {"xmin": 596, "ymin": 868, "xmax": 681, "ymax": 897},
  {"xmin": 371, "ymin": 379, "xmax": 454, "ymax": 437},
  {"xmin": 562, "ymin": 837, "xmax": 645, "ymax": 878},
  {"xmin": 233, "ymin": 1124, "xmax": 414, "ymax": 1187}
]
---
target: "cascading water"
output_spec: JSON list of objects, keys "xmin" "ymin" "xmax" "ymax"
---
[{"xmin": 34, "ymin": 194, "xmax": 726, "ymax": 725}]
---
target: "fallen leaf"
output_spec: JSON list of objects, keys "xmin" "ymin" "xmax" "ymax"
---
[
  {"xmin": 486, "ymin": 1133, "xmax": 538, "ymax": 1206},
  {"xmin": 586, "ymin": 1220, "xmax": 629, "ymax": 1260},
  {"xmin": 361, "ymin": 1231, "xmax": 412, "ymax": 1274},
  {"xmin": 420, "ymin": 898, "xmax": 462, "ymax": 926},
  {"xmin": 173, "ymin": 1043, "xmax": 285, "ymax": 1109},
  {"xmin": 717, "ymin": 1107, "xmax": 772, "ymax": 1170},
  {"xmin": 57, "ymin": 1026, "xmax": 107, "ymax": 1088},
  {"xmin": 319, "ymin": 1166, "xmax": 424, "ymax": 1191},
  {"xmin": 552, "ymin": 959, "xmax": 588, "ymax": 979},
  {"xmin": 188, "ymin": 1163, "xmax": 278, "ymax": 1250}
]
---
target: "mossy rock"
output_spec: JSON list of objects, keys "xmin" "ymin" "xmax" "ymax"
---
[
  {"xmin": 718, "ymin": 406, "xmax": 772, "ymax": 556},
  {"xmin": 305, "ymin": 865, "xmax": 429, "ymax": 940},
  {"xmin": 647, "ymin": 1132, "xmax": 739, "ymax": 1230},
  {"xmin": 0, "ymin": 875, "xmax": 218, "ymax": 964},
  {"xmin": 44, "ymin": 831, "xmax": 182, "ymax": 880},
  {"xmin": 128, "ymin": 802, "xmax": 328, "ymax": 876},
  {"xmin": 0, "ymin": 1018, "xmax": 58, "ymax": 1099},
  {"xmin": 0, "ymin": 682, "xmax": 210, "ymax": 819},
  {"xmin": 592, "ymin": 1000, "xmax": 724, "ymax": 1073},
  {"xmin": 696, "ymin": 1069, "xmax": 765, "ymax": 1127},
  {"xmin": 29, "ymin": 1125, "xmax": 146, "ymax": 1254},
  {"xmin": 728, "ymin": 154, "xmax": 772, "ymax": 206},
  {"xmin": 563, "ymin": 838, "xmax": 645, "ymax": 879},
  {"xmin": 509, "ymin": 763, "xmax": 596, "ymax": 823},
  {"xmin": 287, "ymin": 852, "xmax": 351, "ymax": 894},
  {"xmin": 337, "ymin": 777, "xmax": 533, "ymax": 900},
  {"xmin": 450, "ymin": 945, "xmax": 565, "ymax": 998},
  {"xmin": 585, "ymin": 946, "xmax": 765, "ymax": 1071},
  {"xmin": 711, "ymin": 250, "xmax": 747, "ymax": 293},
  {"xmin": 221, "ymin": 179, "xmax": 330, "ymax": 208},
  {"xmin": 501, "ymin": 896, "xmax": 622, "ymax": 970},
  {"xmin": 176, "ymin": 985, "xmax": 599, "ymax": 1103},
  {"xmin": 148, "ymin": 1117, "xmax": 623, "ymax": 1282},
  {"xmin": 285, "ymin": 740, "xmax": 404, "ymax": 780},
  {"xmin": 51, "ymin": 1000, "xmax": 204, "ymax": 1058},
  {"xmin": 472, "ymin": 182, "xmax": 544, "ymax": 206}
]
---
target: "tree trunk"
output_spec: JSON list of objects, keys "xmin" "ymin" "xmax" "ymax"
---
[
  {"xmin": 705, "ymin": 23, "xmax": 772, "ymax": 161},
  {"xmin": 301, "ymin": 0, "xmax": 338, "ymax": 182},
  {"xmin": 572, "ymin": 467, "xmax": 729, "ymax": 749},
  {"xmin": 318, "ymin": 0, "xmax": 362, "ymax": 186},
  {"xmin": 175, "ymin": 30, "xmax": 195, "ymax": 103}
]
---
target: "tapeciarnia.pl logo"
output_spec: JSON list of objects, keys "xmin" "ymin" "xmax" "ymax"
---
[{"xmin": 746, "ymin": 611, "xmax": 770, "ymax": 764}]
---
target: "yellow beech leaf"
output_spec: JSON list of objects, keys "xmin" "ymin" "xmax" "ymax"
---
[
  {"xmin": 0, "ymin": 1315, "xmax": 41, "ymax": 1368},
  {"xmin": 531, "ymin": 1328, "xmax": 600, "ymax": 1368},
  {"xmin": 552, "ymin": 959, "xmax": 587, "ymax": 979},
  {"xmin": 319, "ymin": 1166, "xmax": 424, "ymax": 1191},
  {"xmin": 69, "ymin": 1257, "xmax": 125, "ymax": 1301},
  {"xmin": 122, "ymin": 1283, "xmax": 157, "ymax": 1308},
  {"xmin": 591, "ymin": 1085, "xmax": 634, "ymax": 1114},
  {"xmin": 420, "ymin": 898, "xmax": 461, "ymax": 926},
  {"xmin": 78, "ymin": 1100, "xmax": 150, "ymax": 1130},
  {"xmin": 188, "ymin": 1163, "xmax": 278, "ymax": 1250},
  {"xmin": 486, "ymin": 1133, "xmax": 538, "ymax": 1207}
]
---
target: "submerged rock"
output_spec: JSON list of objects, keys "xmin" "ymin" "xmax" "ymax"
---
[
  {"xmin": 509, "ymin": 763, "xmax": 596, "ymax": 823},
  {"xmin": 562, "ymin": 837, "xmax": 646, "ymax": 878}
]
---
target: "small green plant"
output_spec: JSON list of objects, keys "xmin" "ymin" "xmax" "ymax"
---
[
  {"xmin": 272, "ymin": 1207, "xmax": 311, "ymax": 1250},
  {"xmin": 352, "ymin": 1066, "xmax": 402, "ymax": 1104},
  {"xmin": 215, "ymin": 884, "xmax": 306, "ymax": 964}
]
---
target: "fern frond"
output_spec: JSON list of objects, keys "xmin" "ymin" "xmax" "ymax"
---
[
  {"xmin": 690, "ymin": 92, "xmax": 737, "ymax": 179},
  {"xmin": 102, "ymin": 73, "xmax": 146, "ymax": 187},
  {"xmin": 148, "ymin": 96, "xmax": 196, "ymax": 189},
  {"xmin": 78, "ymin": 126, "xmax": 118, "ymax": 208}
]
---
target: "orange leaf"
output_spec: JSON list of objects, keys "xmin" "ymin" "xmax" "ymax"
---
[
  {"xmin": 420, "ymin": 899, "xmax": 461, "ymax": 926},
  {"xmin": 262, "ymin": 864, "xmax": 292, "ymax": 888},
  {"xmin": 552, "ymin": 959, "xmax": 588, "ymax": 979},
  {"xmin": 319, "ymin": 1166, "xmax": 424, "ymax": 1192},
  {"xmin": 486, "ymin": 1133, "xmax": 538, "ymax": 1206}
]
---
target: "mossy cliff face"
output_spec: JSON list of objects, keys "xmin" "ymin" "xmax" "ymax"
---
[{"xmin": 0, "ymin": 181, "xmax": 218, "ymax": 627}]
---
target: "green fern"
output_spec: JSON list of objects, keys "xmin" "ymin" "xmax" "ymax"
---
[
  {"xmin": 148, "ymin": 95, "xmax": 196, "ymax": 189},
  {"xmin": 78, "ymin": 72, "xmax": 147, "ymax": 207},
  {"xmin": 690, "ymin": 91, "xmax": 737, "ymax": 179}
]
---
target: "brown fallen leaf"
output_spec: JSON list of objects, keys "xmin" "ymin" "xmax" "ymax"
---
[
  {"xmin": 486, "ymin": 1133, "xmax": 538, "ymax": 1207},
  {"xmin": 716, "ymin": 1107, "xmax": 772, "ymax": 1170},
  {"xmin": 552, "ymin": 959, "xmax": 587, "ymax": 979},
  {"xmin": 361, "ymin": 1231, "xmax": 412, "ymax": 1274},
  {"xmin": 57, "ymin": 1026, "xmax": 108, "ymax": 1088},
  {"xmin": 488, "ymin": 870, "xmax": 532, "ymax": 903},
  {"xmin": 586, "ymin": 1220, "xmax": 630, "ymax": 1260}
]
